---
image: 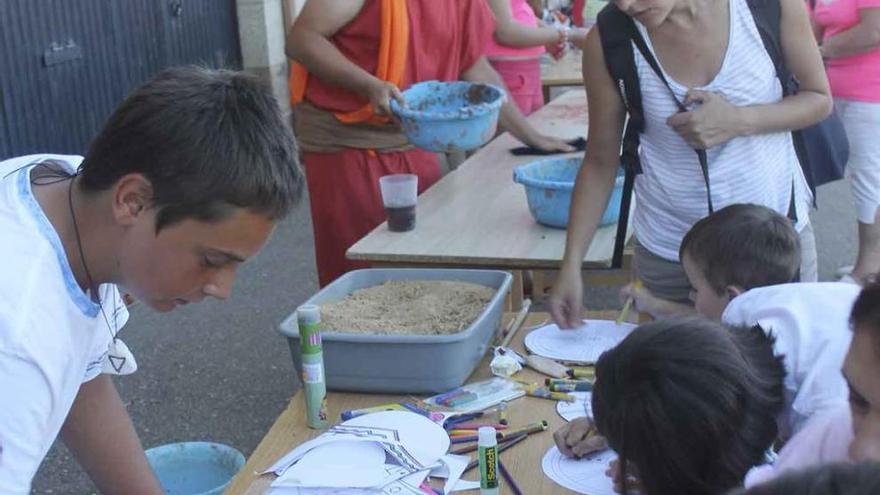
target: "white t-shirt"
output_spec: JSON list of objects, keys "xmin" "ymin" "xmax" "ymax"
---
[
  {"xmin": 744, "ymin": 404, "xmax": 852, "ymax": 488},
  {"xmin": 631, "ymin": 0, "xmax": 811, "ymax": 261},
  {"xmin": 0, "ymin": 155, "xmax": 129, "ymax": 493},
  {"xmin": 722, "ymin": 282, "xmax": 859, "ymax": 439}
]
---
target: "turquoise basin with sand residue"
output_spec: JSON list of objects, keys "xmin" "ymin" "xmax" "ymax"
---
[
  {"xmin": 513, "ymin": 155, "xmax": 625, "ymax": 229},
  {"xmin": 391, "ymin": 80, "xmax": 506, "ymax": 152}
]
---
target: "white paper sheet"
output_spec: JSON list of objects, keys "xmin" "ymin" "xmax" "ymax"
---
[
  {"xmin": 266, "ymin": 411, "xmax": 450, "ymax": 476},
  {"xmin": 556, "ymin": 392, "xmax": 592, "ymax": 422},
  {"xmin": 542, "ymin": 446, "xmax": 617, "ymax": 495},
  {"xmin": 524, "ymin": 320, "xmax": 636, "ymax": 364}
]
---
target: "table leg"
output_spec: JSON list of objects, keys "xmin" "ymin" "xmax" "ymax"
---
[{"xmin": 506, "ymin": 270, "xmax": 525, "ymax": 311}]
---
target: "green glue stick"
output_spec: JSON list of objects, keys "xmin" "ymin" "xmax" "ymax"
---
[
  {"xmin": 297, "ymin": 304, "xmax": 328, "ymax": 429},
  {"xmin": 478, "ymin": 426, "xmax": 499, "ymax": 495}
]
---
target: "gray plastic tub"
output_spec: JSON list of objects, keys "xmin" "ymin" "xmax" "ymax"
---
[{"xmin": 279, "ymin": 268, "xmax": 512, "ymax": 394}]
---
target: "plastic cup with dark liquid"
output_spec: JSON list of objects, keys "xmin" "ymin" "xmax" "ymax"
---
[{"xmin": 379, "ymin": 174, "xmax": 418, "ymax": 232}]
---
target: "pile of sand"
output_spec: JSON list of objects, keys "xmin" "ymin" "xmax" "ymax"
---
[{"xmin": 320, "ymin": 280, "xmax": 496, "ymax": 335}]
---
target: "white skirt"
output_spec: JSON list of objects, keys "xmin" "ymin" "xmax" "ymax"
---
[{"xmin": 836, "ymin": 98, "xmax": 880, "ymax": 224}]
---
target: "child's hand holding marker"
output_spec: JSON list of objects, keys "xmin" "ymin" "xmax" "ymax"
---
[{"xmin": 553, "ymin": 417, "xmax": 608, "ymax": 459}]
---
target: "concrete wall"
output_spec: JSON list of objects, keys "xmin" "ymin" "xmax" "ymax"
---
[{"xmin": 236, "ymin": 0, "xmax": 306, "ymax": 117}]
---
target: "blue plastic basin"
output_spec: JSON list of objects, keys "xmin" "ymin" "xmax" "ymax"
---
[
  {"xmin": 391, "ymin": 81, "xmax": 506, "ymax": 152},
  {"xmin": 513, "ymin": 155, "xmax": 624, "ymax": 229},
  {"xmin": 145, "ymin": 442, "xmax": 245, "ymax": 495}
]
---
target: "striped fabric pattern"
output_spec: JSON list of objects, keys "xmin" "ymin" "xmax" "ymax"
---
[{"xmin": 630, "ymin": 0, "xmax": 811, "ymax": 262}]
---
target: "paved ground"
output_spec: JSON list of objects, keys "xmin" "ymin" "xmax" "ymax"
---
[{"xmin": 32, "ymin": 180, "xmax": 858, "ymax": 494}]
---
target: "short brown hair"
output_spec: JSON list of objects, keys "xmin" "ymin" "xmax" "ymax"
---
[
  {"xmin": 79, "ymin": 66, "xmax": 304, "ymax": 231},
  {"xmin": 680, "ymin": 204, "xmax": 800, "ymax": 295}
]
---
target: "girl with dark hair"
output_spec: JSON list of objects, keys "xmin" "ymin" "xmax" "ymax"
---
[{"xmin": 555, "ymin": 317, "xmax": 785, "ymax": 495}]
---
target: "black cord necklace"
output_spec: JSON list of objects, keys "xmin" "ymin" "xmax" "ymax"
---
[{"xmin": 67, "ymin": 175, "xmax": 118, "ymax": 343}]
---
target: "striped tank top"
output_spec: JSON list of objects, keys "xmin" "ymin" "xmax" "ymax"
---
[{"xmin": 631, "ymin": 0, "xmax": 811, "ymax": 261}]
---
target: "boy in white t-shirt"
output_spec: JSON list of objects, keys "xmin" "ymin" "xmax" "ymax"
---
[
  {"xmin": 0, "ymin": 67, "xmax": 304, "ymax": 494},
  {"xmin": 621, "ymin": 204, "xmax": 858, "ymax": 438},
  {"xmin": 743, "ymin": 281, "xmax": 880, "ymax": 487}
]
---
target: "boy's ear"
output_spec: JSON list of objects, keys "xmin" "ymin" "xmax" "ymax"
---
[
  {"xmin": 725, "ymin": 285, "xmax": 745, "ymax": 301},
  {"xmin": 112, "ymin": 173, "xmax": 153, "ymax": 225}
]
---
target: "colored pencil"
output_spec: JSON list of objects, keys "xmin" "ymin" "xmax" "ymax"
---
[
  {"xmin": 498, "ymin": 459, "xmax": 524, "ymax": 495},
  {"xmin": 464, "ymin": 434, "xmax": 528, "ymax": 473}
]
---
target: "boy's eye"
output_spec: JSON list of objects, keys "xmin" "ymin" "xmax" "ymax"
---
[{"xmin": 203, "ymin": 255, "xmax": 225, "ymax": 268}]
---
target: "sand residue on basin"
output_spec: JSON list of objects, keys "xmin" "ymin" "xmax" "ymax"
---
[{"xmin": 320, "ymin": 280, "xmax": 496, "ymax": 335}]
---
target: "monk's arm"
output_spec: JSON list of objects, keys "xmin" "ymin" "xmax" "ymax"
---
[{"xmin": 286, "ymin": 0, "xmax": 385, "ymax": 101}]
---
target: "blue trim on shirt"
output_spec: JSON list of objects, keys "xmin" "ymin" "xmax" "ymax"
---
[{"xmin": 17, "ymin": 165, "xmax": 100, "ymax": 317}]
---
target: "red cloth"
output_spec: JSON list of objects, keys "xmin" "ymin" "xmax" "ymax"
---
[
  {"xmin": 303, "ymin": 0, "xmax": 495, "ymax": 114},
  {"xmin": 304, "ymin": 149, "xmax": 441, "ymax": 287}
]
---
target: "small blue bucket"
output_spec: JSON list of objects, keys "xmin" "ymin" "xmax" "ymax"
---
[
  {"xmin": 145, "ymin": 441, "xmax": 245, "ymax": 495},
  {"xmin": 513, "ymin": 155, "xmax": 625, "ymax": 229},
  {"xmin": 391, "ymin": 81, "xmax": 506, "ymax": 152}
]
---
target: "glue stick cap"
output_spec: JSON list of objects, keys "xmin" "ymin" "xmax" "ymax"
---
[
  {"xmin": 478, "ymin": 426, "xmax": 497, "ymax": 446},
  {"xmin": 297, "ymin": 304, "xmax": 321, "ymax": 325}
]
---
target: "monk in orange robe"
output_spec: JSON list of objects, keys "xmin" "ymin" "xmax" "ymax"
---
[{"xmin": 287, "ymin": 0, "xmax": 572, "ymax": 287}]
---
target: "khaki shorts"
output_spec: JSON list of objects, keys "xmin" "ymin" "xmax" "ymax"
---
[{"xmin": 632, "ymin": 223, "xmax": 818, "ymax": 304}]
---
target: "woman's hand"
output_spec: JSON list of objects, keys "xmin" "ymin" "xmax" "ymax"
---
[
  {"xmin": 549, "ymin": 265, "xmax": 585, "ymax": 329},
  {"xmin": 666, "ymin": 89, "xmax": 747, "ymax": 149}
]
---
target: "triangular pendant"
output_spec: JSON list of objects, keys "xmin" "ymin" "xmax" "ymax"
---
[{"xmin": 102, "ymin": 338, "xmax": 138, "ymax": 375}]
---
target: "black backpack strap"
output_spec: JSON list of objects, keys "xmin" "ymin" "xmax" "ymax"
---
[
  {"xmin": 598, "ymin": 5, "xmax": 644, "ymax": 269},
  {"xmin": 626, "ymin": 24, "xmax": 714, "ymax": 214},
  {"xmin": 748, "ymin": 0, "xmax": 802, "ymax": 220},
  {"xmin": 597, "ymin": 4, "xmax": 645, "ymax": 176}
]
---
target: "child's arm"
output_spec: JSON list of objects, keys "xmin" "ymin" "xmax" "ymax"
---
[
  {"xmin": 461, "ymin": 57, "xmax": 575, "ymax": 152},
  {"xmin": 61, "ymin": 375, "xmax": 163, "ymax": 495},
  {"xmin": 487, "ymin": 0, "xmax": 587, "ymax": 48}
]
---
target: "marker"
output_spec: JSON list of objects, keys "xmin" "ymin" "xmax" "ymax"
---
[
  {"xmin": 566, "ymin": 367, "xmax": 595, "ymax": 379},
  {"xmin": 340, "ymin": 403, "xmax": 407, "ymax": 421},
  {"xmin": 549, "ymin": 382, "xmax": 593, "ymax": 392},
  {"xmin": 546, "ymin": 378, "xmax": 593, "ymax": 387},
  {"xmin": 498, "ymin": 420, "xmax": 549, "ymax": 440},
  {"xmin": 497, "ymin": 401, "xmax": 508, "ymax": 425},
  {"xmin": 525, "ymin": 387, "xmax": 576, "ymax": 402}
]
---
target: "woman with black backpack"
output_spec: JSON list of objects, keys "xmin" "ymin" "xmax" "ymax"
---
[{"xmin": 549, "ymin": 0, "xmax": 833, "ymax": 328}]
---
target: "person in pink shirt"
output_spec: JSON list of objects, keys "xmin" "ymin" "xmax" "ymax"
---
[
  {"xmin": 744, "ymin": 280, "xmax": 880, "ymax": 487},
  {"xmin": 485, "ymin": 0, "xmax": 588, "ymax": 115},
  {"xmin": 812, "ymin": 0, "xmax": 880, "ymax": 283}
]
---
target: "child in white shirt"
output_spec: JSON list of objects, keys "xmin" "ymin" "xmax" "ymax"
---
[
  {"xmin": 624, "ymin": 204, "xmax": 858, "ymax": 438},
  {"xmin": 0, "ymin": 67, "xmax": 303, "ymax": 494}
]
